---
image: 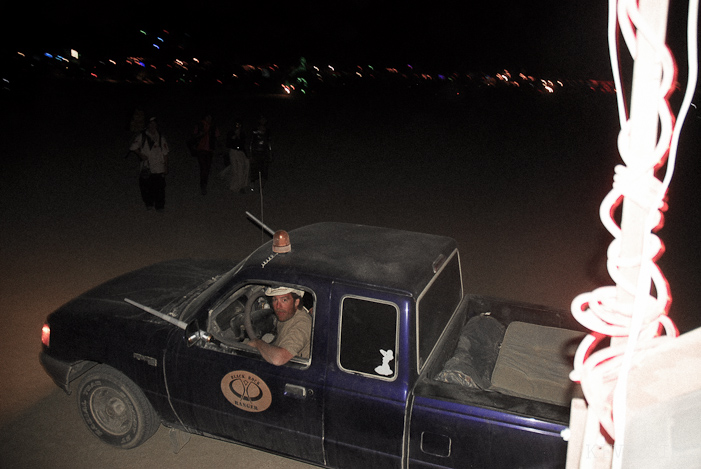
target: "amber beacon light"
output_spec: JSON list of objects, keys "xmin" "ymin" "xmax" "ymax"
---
[{"xmin": 272, "ymin": 230, "xmax": 291, "ymax": 253}]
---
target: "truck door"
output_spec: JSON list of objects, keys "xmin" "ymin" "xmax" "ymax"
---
[
  {"xmin": 323, "ymin": 284, "xmax": 411, "ymax": 469},
  {"xmin": 163, "ymin": 283, "xmax": 327, "ymax": 465}
]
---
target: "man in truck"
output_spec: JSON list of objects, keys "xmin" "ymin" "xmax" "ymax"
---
[{"xmin": 248, "ymin": 286, "xmax": 312, "ymax": 365}]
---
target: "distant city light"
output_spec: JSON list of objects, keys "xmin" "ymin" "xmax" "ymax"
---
[{"xmin": 19, "ymin": 32, "xmax": 614, "ymax": 98}]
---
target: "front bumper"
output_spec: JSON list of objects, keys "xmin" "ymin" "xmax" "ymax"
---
[{"xmin": 39, "ymin": 351, "xmax": 96, "ymax": 395}]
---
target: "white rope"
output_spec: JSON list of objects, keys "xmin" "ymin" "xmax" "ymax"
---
[
  {"xmin": 612, "ymin": 3, "xmax": 700, "ymax": 463},
  {"xmin": 571, "ymin": 0, "xmax": 698, "ymax": 462}
]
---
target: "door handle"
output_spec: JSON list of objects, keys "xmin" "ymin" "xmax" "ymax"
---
[{"xmin": 284, "ymin": 383, "xmax": 312, "ymax": 399}]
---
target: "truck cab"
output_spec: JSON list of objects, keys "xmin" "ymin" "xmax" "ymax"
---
[{"xmin": 167, "ymin": 223, "xmax": 462, "ymax": 467}]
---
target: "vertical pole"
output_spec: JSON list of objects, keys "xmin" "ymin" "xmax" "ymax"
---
[
  {"xmin": 259, "ymin": 171, "xmax": 265, "ymax": 244},
  {"xmin": 614, "ymin": 0, "xmax": 669, "ymax": 349}
]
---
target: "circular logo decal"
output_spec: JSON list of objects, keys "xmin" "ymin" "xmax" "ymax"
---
[{"xmin": 220, "ymin": 370, "xmax": 272, "ymax": 412}]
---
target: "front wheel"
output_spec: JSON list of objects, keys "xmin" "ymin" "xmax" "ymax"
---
[{"xmin": 76, "ymin": 365, "xmax": 160, "ymax": 449}]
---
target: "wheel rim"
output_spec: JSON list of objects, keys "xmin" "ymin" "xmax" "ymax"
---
[{"xmin": 90, "ymin": 386, "xmax": 133, "ymax": 436}]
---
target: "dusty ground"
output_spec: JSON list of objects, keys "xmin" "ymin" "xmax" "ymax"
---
[{"xmin": 0, "ymin": 79, "xmax": 699, "ymax": 468}]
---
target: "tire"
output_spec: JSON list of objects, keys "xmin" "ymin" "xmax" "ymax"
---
[{"xmin": 76, "ymin": 364, "xmax": 160, "ymax": 449}]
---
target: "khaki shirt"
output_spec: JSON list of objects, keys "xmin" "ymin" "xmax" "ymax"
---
[{"xmin": 274, "ymin": 308, "xmax": 312, "ymax": 359}]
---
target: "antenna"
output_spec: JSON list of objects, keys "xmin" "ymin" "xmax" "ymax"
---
[
  {"xmin": 246, "ymin": 211, "xmax": 275, "ymax": 237},
  {"xmin": 258, "ymin": 171, "xmax": 265, "ymax": 244}
]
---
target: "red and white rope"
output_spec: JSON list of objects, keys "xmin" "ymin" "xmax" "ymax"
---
[{"xmin": 569, "ymin": 0, "xmax": 698, "ymax": 460}]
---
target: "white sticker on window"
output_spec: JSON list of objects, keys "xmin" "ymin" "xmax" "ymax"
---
[{"xmin": 374, "ymin": 349, "xmax": 394, "ymax": 376}]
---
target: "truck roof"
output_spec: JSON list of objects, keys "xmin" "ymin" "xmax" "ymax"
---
[{"xmin": 244, "ymin": 222, "xmax": 458, "ymax": 297}]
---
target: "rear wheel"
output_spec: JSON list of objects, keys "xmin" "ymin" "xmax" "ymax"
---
[{"xmin": 76, "ymin": 365, "xmax": 159, "ymax": 449}]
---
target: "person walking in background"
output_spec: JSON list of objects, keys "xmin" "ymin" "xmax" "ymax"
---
[
  {"xmin": 130, "ymin": 117, "xmax": 169, "ymax": 212},
  {"xmin": 191, "ymin": 114, "xmax": 220, "ymax": 195},
  {"xmin": 249, "ymin": 115, "xmax": 272, "ymax": 187},
  {"xmin": 220, "ymin": 120, "xmax": 249, "ymax": 192}
]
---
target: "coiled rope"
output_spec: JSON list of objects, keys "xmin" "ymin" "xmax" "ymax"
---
[{"xmin": 569, "ymin": 0, "xmax": 698, "ymax": 463}]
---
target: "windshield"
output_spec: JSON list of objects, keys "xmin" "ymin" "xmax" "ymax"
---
[{"xmin": 179, "ymin": 257, "xmax": 249, "ymax": 323}]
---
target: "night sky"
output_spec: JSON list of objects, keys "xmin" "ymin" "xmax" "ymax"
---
[{"xmin": 6, "ymin": 1, "xmax": 615, "ymax": 78}]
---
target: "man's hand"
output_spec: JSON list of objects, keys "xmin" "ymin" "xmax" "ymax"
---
[{"xmin": 249, "ymin": 339, "xmax": 293, "ymax": 366}]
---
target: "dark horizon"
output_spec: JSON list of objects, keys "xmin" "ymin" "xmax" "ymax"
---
[{"xmin": 5, "ymin": 1, "xmax": 617, "ymax": 79}]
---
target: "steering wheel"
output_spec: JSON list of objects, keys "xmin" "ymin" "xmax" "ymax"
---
[{"xmin": 243, "ymin": 286, "xmax": 271, "ymax": 340}]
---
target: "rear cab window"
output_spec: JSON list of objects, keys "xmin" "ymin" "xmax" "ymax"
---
[
  {"xmin": 338, "ymin": 296, "xmax": 399, "ymax": 380},
  {"xmin": 416, "ymin": 250, "xmax": 463, "ymax": 372}
]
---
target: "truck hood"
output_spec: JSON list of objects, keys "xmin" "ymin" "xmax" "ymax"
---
[{"xmin": 54, "ymin": 259, "xmax": 237, "ymax": 323}]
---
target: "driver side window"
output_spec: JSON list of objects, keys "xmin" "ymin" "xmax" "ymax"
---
[{"xmin": 207, "ymin": 283, "xmax": 315, "ymax": 366}]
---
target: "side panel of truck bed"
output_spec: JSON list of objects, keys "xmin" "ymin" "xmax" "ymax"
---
[
  {"xmin": 407, "ymin": 295, "xmax": 583, "ymax": 468},
  {"xmin": 408, "ymin": 395, "xmax": 567, "ymax": 468}
]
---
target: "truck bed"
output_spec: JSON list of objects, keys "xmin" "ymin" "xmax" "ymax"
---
[
  {"xmin": 415, "ymin": 294, "xmax": 587, "ymax": 425},
  {"xmin": 408, "ymin": 296, "xmax": 585, "ymax": 468}
]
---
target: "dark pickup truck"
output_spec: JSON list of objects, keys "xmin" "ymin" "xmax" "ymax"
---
[{"xmin": 40, "ymin": 222, "xmax": 584, "ymax": 468}]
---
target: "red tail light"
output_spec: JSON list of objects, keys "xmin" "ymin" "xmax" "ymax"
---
[{"xmin": 41, "ymin": 324, "xmax": 50, "ymax": 347}]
